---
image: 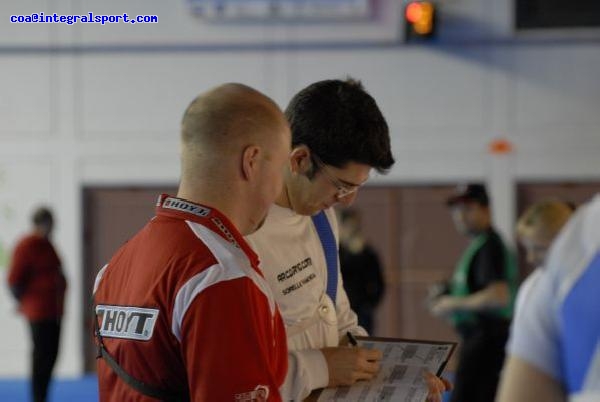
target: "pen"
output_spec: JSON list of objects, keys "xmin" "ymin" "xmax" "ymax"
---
[
  {"xmin": 346, "ymin": 331, "xmax": 358, "ymax": 346},
  {"xmin": 436, "ymin": 359, "xmax": 448, "ymax": 377}
]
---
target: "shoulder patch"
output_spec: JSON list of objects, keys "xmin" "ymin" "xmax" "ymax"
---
[{"xmin": 96, "ymin": 305, "xmax": 159, "ymax": 341}]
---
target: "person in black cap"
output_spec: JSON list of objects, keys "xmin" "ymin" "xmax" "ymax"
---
[{"xmin": 427, "ymin": 183, "xmax": 518, "ymax": 402}]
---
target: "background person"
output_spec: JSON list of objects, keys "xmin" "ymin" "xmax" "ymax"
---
[
  {"xmin": 7, "ymin": 207, "xmax": 67, "ymax": 402},
  {"xmin": 496, "ymin": 194, "xmax": 600, "ymax": 402},
  {"xmin": 338, "ymin": 208, "xmax": 385, "ymax": 334},
  {"xmin": 513, "ymin": 199, "xmax": 573, "ymax": 313},
  {"xmin": 428, "ymin": 183, "xmax": 517, "ymax": 402}
]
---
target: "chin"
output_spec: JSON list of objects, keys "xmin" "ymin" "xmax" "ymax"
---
[
  {"xmin": 289, "ymin": 199, "xmax": 315, "ymax": 216},
  {"xmin": 303, "ymin": 205, "xmax": 323, "ymax": 216},
  {"xmin": 254, "ymin": 215, "xmax": 267, "ymax": 232},
  {"xmin": 242, "ymin": 216, "xmax": 265, "ymax": 236}
]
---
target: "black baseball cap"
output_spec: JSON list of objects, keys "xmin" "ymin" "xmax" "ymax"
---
[{"xmin": 446, "ymin": 183, "xmax": 489, "ymax": 206}]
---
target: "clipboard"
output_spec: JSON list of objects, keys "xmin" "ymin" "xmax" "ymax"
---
[{"xmin": 310, "ymin": 336, "xmax": 457, "ymax": 402}]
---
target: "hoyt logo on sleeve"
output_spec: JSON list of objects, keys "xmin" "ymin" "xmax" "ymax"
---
[
  {"xmin": 96, "ymin": 305, "xmax": 159, "ymax": 341},
  {"xmin": 234, "ymin": 385, "xmax": 269, "ymax": 401}
]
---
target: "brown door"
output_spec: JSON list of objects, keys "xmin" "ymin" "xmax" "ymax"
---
[{"xmin": 82, "ymin": 186, "xmax": 177, "ymax": 372}]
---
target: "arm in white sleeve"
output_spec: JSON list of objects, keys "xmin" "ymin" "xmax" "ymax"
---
[
  {"xmin": 279, "ymin": 348, "xmax": 329, "ymax": 401},
  {"xmin": 507, "ymin": 267, "xmax": 562, "ymax": 380}
]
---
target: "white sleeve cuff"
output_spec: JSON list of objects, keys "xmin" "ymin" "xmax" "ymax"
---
[
  {"xmin": 304, "ymin": 349, "xmax": 329, "ymax": 390},
  {"xmin": 281, "ymin": 348, "xmax": 329, "ymax": 400}
]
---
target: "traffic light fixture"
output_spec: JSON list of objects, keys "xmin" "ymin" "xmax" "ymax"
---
[{"xmin": 404, "ymin": 1, "xmax": 437, "ymax": 41}]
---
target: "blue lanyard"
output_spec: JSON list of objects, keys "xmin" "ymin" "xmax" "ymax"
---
[{"xmin": 311, "ymin": 211, "xmax": 338, "ymax": 306}]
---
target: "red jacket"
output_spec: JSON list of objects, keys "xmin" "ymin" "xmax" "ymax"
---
[
  {"xmin": 7, "ymin": 234, "xmax": 66, "ymax": 321},
  {"xmin": 94, "ymin": 194, "xmax": 288, "ymax": 401}
]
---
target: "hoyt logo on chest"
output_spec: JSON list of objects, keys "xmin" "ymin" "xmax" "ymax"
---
[{"xmin": 96, "ymin": 305, "xmax": 159, "ymax": 341}]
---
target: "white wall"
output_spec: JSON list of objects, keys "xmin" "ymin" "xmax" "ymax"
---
[{"xmin": 0, "ymin": 0, "xmax": 599, "ymax": 377}]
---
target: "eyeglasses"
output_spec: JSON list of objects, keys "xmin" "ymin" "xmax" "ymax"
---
[{"xmin": 311, "ymin": 152, "xmax": 360, "ymax": 199}]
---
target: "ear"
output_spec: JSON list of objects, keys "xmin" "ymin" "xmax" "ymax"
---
[
  {"xmin": 289, "ymin": 145, "xmax": 311, "ymax": 175},
  {"xmin": 241, "ymin": 145, "xmax": 261, "ymax": 181}
]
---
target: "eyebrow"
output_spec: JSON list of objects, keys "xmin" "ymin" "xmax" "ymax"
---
[{"xmin": 338, "ymin": 176, "xmax": 368, "ymax": 188}]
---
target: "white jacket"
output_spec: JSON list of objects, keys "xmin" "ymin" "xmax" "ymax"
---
[{"xmin": 246, "ymin": 204, "xmax": 367, "ymax": 400}]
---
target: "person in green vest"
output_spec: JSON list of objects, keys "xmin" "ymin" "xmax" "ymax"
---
[{"xmin": 428, "ymin": 183, "xmax": 517, "ymax": 402}]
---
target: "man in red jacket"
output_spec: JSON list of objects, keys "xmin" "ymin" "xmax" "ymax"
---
[
  {"xmin": 93, "ymin": 83, "xmax": 291, "ymax": 401},
  {"xmin": 8, "ymin": 207, "xmax": 67, "ymax": 402}
]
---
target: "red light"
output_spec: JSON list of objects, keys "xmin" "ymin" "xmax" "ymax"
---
[
  {"xmin": 405, "ymin": 3, "xmax": 423, "ymax": 24},
  {"xmin": 489, "ymin": 138, "xmax": 514, "ymax": 155},
  {"xmin": 405, "ymin": 2, "xmax": 435, "ymax": 36}
]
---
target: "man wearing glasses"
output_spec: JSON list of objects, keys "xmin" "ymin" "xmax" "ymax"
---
[{"xmin": 247, "ymin": 78, "xmax": 450, "ymax": 401}]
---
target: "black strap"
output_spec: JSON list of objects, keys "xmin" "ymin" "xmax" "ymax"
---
[{"xmin": 94, "ymin": 309, "xmax": 189, "ymax": 402}]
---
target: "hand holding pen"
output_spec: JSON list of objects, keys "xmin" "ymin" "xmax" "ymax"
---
[
  {"xmin": 344, "ymin": 331, "xmax": 452, "ymax": 402},
  {"xmin": 320, "ymin": 332, "xmax": 382, "ymax": 387}
]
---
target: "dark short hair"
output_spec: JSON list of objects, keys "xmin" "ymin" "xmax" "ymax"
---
[
  {"xmin": 32, "ymin": 207, "xmax": 53, "ymax": 226},
  {"xmin": 446, "ymin": 184, "xmax": 489, "ymax": 207},
  {"xmin": 285, "ymin": 78, "xmax": 395, "ymax": 174}
]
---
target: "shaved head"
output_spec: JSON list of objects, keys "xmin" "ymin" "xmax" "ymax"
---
[
  {"xmin": 181, "ymin": 83, "xmax": 286, "ymax": 177},
  {"xmin": 177, "ymin": 83, "xmax": 291, "ymax": 235}
]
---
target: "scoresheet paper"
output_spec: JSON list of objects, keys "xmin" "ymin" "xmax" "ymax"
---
[{"xmin": 317, "ymin": 336, "xmax": 456, "ymax": 402}]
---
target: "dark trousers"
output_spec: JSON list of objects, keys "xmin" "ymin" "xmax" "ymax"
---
[
  {"xmin": 356, "ymin": 306, "xmax": 375, "ymax": 334},
  {"xmin": 29, "ymin": 319, "xmax": 61, "ymax": 402},
  {"xmin": 450, "ymin": 324, "xmax": 508, "ymax": 402}
]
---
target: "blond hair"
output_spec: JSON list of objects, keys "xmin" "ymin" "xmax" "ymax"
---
[{"xmin": 517, "ymin": 200, "xmax": 573, "ymax": 241}]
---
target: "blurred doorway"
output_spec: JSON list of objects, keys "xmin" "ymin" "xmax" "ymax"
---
[{"xmin": 82, "ymin": 186, "xmax": 176, "ymax": 372}]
